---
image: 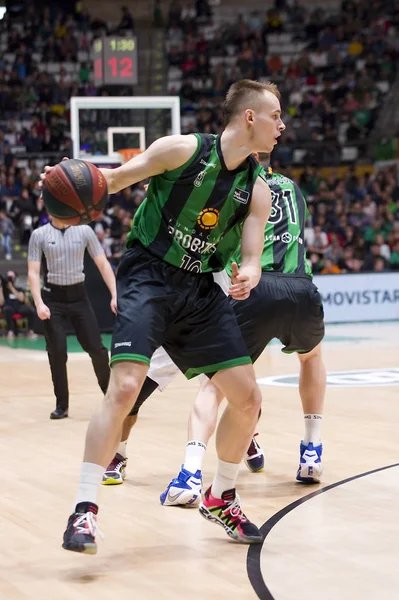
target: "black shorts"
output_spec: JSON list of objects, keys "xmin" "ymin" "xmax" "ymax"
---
[
  {"xmin": 111, "ymin": 243, "xmax": 251, "ymax": 378},
  {"xmin": 231, "ymin": 272, "xmax": 325, "ymax": 362}
]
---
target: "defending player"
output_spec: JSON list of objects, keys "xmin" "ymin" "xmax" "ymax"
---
[{"xmin": 103, "ymin": 158, "xmax": 326, "ymax": 508}]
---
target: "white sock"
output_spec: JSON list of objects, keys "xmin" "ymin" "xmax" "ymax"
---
[
  {"xmin": 183, "ymin": 440, "xmax": 206, "ymax": 474},
  {"xmin": 118, "ymin": 440, "xmax": 128, "ymax": 458},
  {"xmin": 74, "ymin": 462, "xmax": 104, "ymax": 510},
  {"xmin": 303, "ymin": 414, "xmax": 323, "ymax": 445},
  {"xmin": 211, "ymin": 459, "xmax": 240, "ymax": 499}
]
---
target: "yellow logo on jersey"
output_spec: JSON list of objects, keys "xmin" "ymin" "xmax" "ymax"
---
[{"xmin": 197, "ymin": 208, "xmax": 220, "ymax": 230}]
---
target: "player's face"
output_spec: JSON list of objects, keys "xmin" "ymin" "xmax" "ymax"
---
[{"xmin": 250, "ymin": 91, "xmax": 286, "ymax": 153}]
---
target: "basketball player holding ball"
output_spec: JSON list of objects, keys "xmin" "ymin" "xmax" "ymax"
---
[
  {"xmin": 28, "ymin": 163, "xmax": 117, "ymax": 419},
  {"xmin": 41, "ymin": 79, "xmax": 285, "ymax": 554}
]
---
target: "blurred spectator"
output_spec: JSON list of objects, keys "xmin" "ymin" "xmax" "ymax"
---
[
  {"xmin": 305, "ymin": 224, "xmax": 329, "ymax": 255},
  {"xmin": 374, "ymin": 256, "xmax": 388, "ymax": 272},
  {"xmin": 0, "ymin": 209, "xmax": 14, "ymax": 259},
  {"xmin": 320, "ymin": 258, "xmax": 342, "ymax": 274},
  {"xmin": 116, "ymin": 6, "xmax": 134, "ymax": 32},
  {"xmin": 0, "ymin": 270, "xmax": 36, "ymax": 339},
  {"xmin": 390, "ymin": 242, "xmax": 399, "ymax": 271}
]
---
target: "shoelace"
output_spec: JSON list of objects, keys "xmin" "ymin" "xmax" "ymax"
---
[
  {"xmin": 74, "ymin": 512, "xmax": 104, "ymax": 540},
  {"xmin": 107, "ymin": 456, "xmax": 126, "ymax": 472},
  {"xmin": 223, "ymin": 494, "xmax": 245, "ymax": 521}
]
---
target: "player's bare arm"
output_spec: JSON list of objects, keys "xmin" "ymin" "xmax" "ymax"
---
[
  {"xmin": 39, "ymin": 135, "xmax": 198, "ymax": 194},
  {"xmin": 100, "ymin": 134, "xmax": 199, "ymax": 194},
  {"xmin": 229, "ymin": 176, "xmax": 271, "ymax": 300}
]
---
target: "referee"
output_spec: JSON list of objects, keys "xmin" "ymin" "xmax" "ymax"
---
[{"xmin": 28, "ymin": 215, "xmax": 117, "ymax": 420}]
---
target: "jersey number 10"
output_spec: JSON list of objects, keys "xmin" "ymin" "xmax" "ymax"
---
[{"xmin": 268, "ymin": 189, "xmax": 297, "ymax": 226}]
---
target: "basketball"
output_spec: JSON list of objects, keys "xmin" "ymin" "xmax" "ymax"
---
[{"xmin": 42, "ymin": 159, "xmax": 108, "ymax": 226}]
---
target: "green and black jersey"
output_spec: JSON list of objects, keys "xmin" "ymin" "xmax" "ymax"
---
[
  {"xmin": 228, "ymin": 170, "xmax": 312, "ymax": 277},
  {"xmin": 127, "ymin": 134, "xmax": 263, "ymax": 273}
]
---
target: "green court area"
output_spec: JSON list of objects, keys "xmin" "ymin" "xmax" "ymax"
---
[{"xmin": 0, "ymin": 333, "xmax": 370, "ymax": 353}]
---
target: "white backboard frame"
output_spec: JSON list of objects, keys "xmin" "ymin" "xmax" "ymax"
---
[{"xmin": 70, "ymin": 96, "xmax": 181, "ymax": 162}]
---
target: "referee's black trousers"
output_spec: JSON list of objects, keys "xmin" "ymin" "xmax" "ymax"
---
[{"xmin": 42, "ymin": 283, "xmax": 110, "ymax": 411}]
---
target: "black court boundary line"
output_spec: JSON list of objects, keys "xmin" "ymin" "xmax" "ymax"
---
[{"xmin": 247, "ymin": 462, "xmax": 399, "ymax": 600}]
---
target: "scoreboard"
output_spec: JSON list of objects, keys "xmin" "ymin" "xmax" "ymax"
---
[{"xmin": 92, "ymin": 36, "xmax": 138, "ymax": 86}]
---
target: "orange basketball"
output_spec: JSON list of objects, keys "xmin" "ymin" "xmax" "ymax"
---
[{"xmin": 42, "ymin": 159, "xmax": 108, "ymax": 226}]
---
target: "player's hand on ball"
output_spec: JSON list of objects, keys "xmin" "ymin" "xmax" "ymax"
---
[
  {"xmin": 39, "ymin": 157, "xmax": 69, "ymax": 190},
  {"xmin": 228, "ymin": 262, "xmax": 251, "ymax": 300},
  {"xmin": 37, "ymin": 302, "xmax": 51, "ymax": 320}
]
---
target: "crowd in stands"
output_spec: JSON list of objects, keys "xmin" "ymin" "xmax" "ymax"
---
[
  {"xmin": 167, "ymin": 0, "xmax": 398, "ymax": 166},
  {"xmin": 0, "ymin": 0, "xmax": 397, "ymax": 276}
]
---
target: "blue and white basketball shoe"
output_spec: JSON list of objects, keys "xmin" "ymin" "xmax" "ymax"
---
[
  {"xmin": 160, "ymin": 468, "xmax": 202, "ymax": 507},
  {"xmin": 296, "ymin": 441, "xmax": 323, "ymax": 483}
]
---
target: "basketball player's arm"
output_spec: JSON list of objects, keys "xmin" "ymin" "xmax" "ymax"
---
[
  {"xmin": 100, "ymin": 135, "xmax": 199, "ymax": 194},
  {"xmin": 229, "ymin": 177, "xmax": 271, "ymax": 300},
  {"xmin": 92, "ymin": 253, "xmax": 117, "ymax": 314}
]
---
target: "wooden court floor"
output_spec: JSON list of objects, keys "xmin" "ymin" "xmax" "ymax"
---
[{"xmin": 1, "ymin": 322, "xmax": 398, "ymax": 600}]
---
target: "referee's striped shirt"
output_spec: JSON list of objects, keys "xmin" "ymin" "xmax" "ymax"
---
[{"xmin": 28, "ymin": 223, "xmax": 104, "ymax": 286}]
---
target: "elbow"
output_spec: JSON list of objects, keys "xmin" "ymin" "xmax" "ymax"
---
[{"xmin": 101, "ymin": 168, "xmax": 117, "ymax": 195}]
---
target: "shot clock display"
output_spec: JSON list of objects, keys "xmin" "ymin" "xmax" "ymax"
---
[{"xmin": 93, "ymin": 36, "xmax": 138, "ymax": 86}]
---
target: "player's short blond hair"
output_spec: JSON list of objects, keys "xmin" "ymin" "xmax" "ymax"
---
[{"xmin": 222, "ymin": 79, "xmax": 281, "ymax": 126}]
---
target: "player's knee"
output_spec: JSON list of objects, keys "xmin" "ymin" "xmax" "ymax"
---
[
  {"xmin": 110, "ymin": 375, "xmax": 141, "ymax": 409},
  {"xmin": 238, "ymin": 383, "xmax": 262, "ymax": 416}
]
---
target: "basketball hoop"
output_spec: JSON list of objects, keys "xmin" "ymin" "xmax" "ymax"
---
[{"xmin": 117, "ymin": 148, "xmax": 143, "ymax": 164}]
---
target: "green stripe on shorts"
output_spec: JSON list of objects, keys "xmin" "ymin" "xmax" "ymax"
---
[
  {"xmin": 110, "ymin": 353, "xmax": 151, "ymax": 366},
  {"xmin": 185, "ymin": 356, "xmax": 252, "ymax": 380}
]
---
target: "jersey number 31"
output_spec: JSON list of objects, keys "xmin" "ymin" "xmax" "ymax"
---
[{"xmin": 268, "ymin": 189, "xmax": 297, "ymax": 225}]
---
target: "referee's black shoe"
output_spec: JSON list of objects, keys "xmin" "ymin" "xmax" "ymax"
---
[{"xmin": 50, "ymin": 408, "xmax": 68, "ymax": 420}]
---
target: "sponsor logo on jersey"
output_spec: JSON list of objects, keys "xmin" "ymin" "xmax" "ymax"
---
[
  {"xmin": 168, "ymin": 224, "xmax": 218, "ymax": 254},
  {"xmin": 200, "ymin": 159, "xmax": 217, "ymax": 168},
  {"xmin": 269, "ymin": 173, "xmax": 293, "ymax": 186},
  {"xmin": 197, "ymin": 208, "xmax": 219, "ymax": 230},
  {"xmin": 257, "ymin": 368, "xmax": 399, "ymax": 388},
  {"xmin": 233, "ymin": 188, "xmax": 250, "ymax": 204},
  {"xmin": 281, "ymin": 232, "xmax": 292, "ymax": 243},
  {"xmin": 194, "ymin": 170, "xmax": 207, "ymax": 187},
  {"xmin": 265, "ymin": 233, "xmax": 303, "ymax": 245}
]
